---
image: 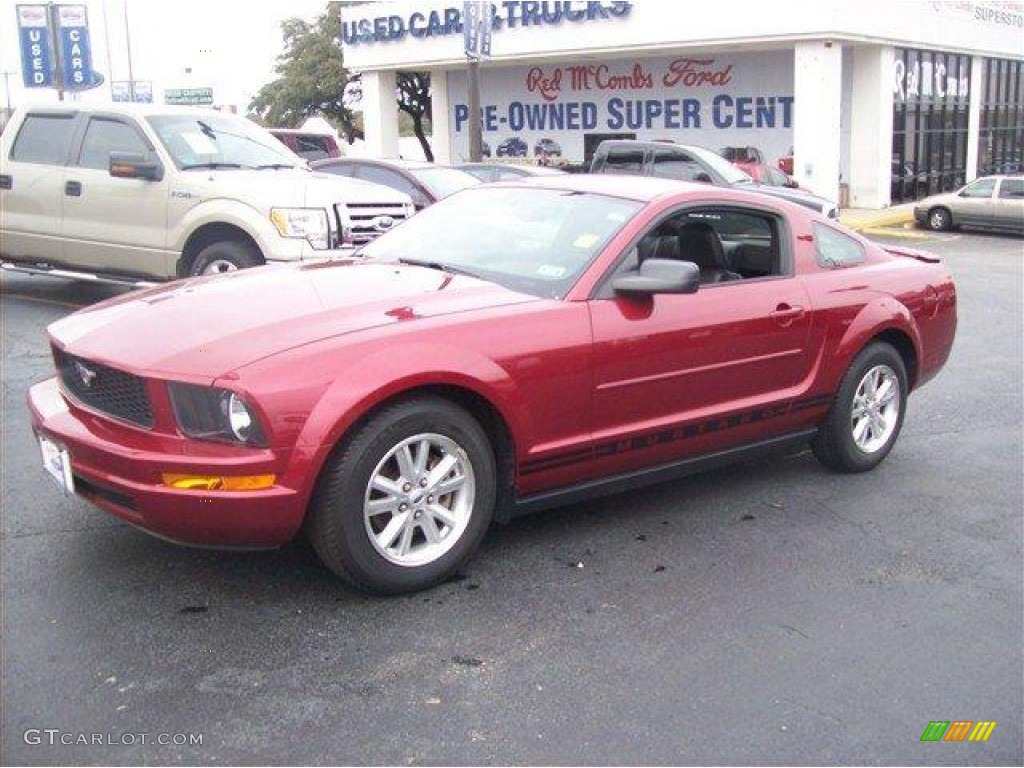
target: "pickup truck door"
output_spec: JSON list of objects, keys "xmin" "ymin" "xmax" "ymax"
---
[
  {"xmin": 60, "ymin": 114, "xmax": 170, "ymax": 278},
  {"xmin": 0, "ymin": 111, "xmax": 76, "ymax": 264}
]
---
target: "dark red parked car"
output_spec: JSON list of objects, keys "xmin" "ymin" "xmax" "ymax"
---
[{"xmin": 29, "ymin": 176, "xmax": 957, "ymax": 594}]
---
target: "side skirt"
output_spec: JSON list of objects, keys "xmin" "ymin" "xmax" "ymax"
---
[{"xmin": 502, "ymin": 429, "xmax": 818, "ymax": 520}]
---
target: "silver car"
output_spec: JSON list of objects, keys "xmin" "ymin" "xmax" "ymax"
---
[{"xmin": 914, "ymin": 175, "xmax": 1024, "ymax": 234}]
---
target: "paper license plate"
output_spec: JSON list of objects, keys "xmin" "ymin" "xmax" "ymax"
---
[{"xmin": 38, "ymin": 435, "xmax": 74, "ymax": 495}]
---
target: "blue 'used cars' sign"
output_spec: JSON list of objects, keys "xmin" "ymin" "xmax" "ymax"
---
[
  {"xmin": 17, "ymin": 4, "xmax": 55, "ymax": 88},
  {"xmin": 57, "ymin": 4, "xmax": 99, "ymax": 90}
]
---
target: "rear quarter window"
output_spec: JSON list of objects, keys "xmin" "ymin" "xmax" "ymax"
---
[
  {"xmin": 998, "ymin": 178, "xmax": 1024, "ymax": 199},
  {"xmin": 10, "ymin": 113, "xmax": 76, "ymax": 164},
  {"xmin": 813, "ymin": 222, "xmax": 866, "ymax": 268}
]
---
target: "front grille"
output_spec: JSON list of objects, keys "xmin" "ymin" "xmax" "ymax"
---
[
  {"xmin": 53, "ymin": 347, "xmax": 154, "ymax": 428},
  {"xmin": 338, "ymin": 201, "xmax": 412, "ymax": 245}
]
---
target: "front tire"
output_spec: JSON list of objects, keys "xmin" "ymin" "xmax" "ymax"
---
[
  {"xmin": 190, "ymin": 240, "xmax": 262, "ymax": 276},
  {"xmin": 812, "ymin": 342, "xmax": 908, "ymax": 473},
  {"xmin": 926, "ymin": 207, "xmax": 952, "ymax": 231},
  {"xmin": 307, "ymin": 397, "xmax": 496, "ymax": 594}
]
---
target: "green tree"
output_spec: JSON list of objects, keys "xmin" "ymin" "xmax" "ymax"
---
[
  {"xmin": 249, "ymin": 3, "xmax": 434, "ymax": 160},
  {"xmin": 249, "ymin": 4, "xmax": 364, "ymax": 143},
  {"xmin": 397, "ymin": 72, "xmax": 433, "ymax": 161}
]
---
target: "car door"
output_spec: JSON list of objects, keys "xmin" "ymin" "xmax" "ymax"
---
[
  {"xmin": 994, "ymin": 177, "xmax": 1024, "ymax": 231},
  {"xmin": 586, "ymin": 206, "xmax": 814, "ymax": 476},
  {"xmin": 61, "ymin": 113, "xmax": 169, "ymax": 276},
  {"xmin": 952, "ymin": 177, "xmax": 997, "ymax": 227},
  {"xmin": 0, "ymin": 110, "xmax": 78, "ymax": 264}
]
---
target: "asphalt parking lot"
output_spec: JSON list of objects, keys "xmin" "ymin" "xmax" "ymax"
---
[{"xmin": 2, "ymin": 229, "xmax": 1021, "ymax": 766}]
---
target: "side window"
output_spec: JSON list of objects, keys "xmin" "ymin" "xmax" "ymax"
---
[
  {"xmin": 357, "ymin": 165, "xmax": 419, "ymax": 197},
  {"xmin": 651, "ymin": 149, "xmax": 709, "ymax": 182},
  {"xmin": 10, "ymin": 114, "xmax": 76, "ymax": 164},
  {"xmin": 601, "ymin": 206, "xmax": 784, "ymax": 297},
  {"xmin": 77, "ymin": 117, "xmax": 151, "ymax": 170},
  {"xmin": 998, "ymin": 179, "xmax": 1024, "ymax": 199},
  {"xmin": 960, "ymin": 178, "xmax": 996, "ymax": 198},
  {"xmin": 814, "ymin": 222, "xmax": 866, "ymax": 268},
  {"xmin": 601, "ymin": 147, "xmax": 645, "ymax": 175}
]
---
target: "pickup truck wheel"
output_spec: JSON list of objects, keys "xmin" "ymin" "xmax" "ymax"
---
[
  {"xmin": 190, "ymin": 240, "xmax": 262, "ymax": 276},
  {"xmin": 307, "ymin": 397, "xmax": 496, "ymax": 595},
  {"xmin": 812, "ymin": 342, "xmax": 908, "ymax": 473}
]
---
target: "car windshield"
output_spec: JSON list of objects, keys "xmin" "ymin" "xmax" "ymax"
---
[
  {"xmin": 359, "ymin": 186, "xmax": 642, "ymax": 299},
  {"xmin": 147, "ymin": 114, "xmax": 300, "ymax": 170},
  {"xmin": 409, "ymin": 166, "xmax": 482, "ymax": 199},
  {"xmin": 688, "ymin": 146, "xmax": 753, "ymax": 184}
]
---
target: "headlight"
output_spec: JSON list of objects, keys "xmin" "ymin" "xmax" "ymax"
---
[
  {"xmin": 167, "ymin": 382, "xmax": 267, "ymax": 446},
  {"xmin": 269, "ymin": 207, "xmax": 330, "ymax": 249}
]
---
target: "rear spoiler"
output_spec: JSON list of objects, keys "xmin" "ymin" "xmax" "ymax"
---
[{"xmin": 881, "ymin": 244, "xmax": 942, "ymax": 264}]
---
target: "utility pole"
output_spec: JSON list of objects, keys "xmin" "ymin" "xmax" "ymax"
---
[
  {"xmin": 462, "ymin": 1, "xmax": 491, "ymax": 163},
  {"xmin": 124, "ymin": 2, "xmax": 136, "ymax": 102},
  {"xmin": 467, "ymin": 58, "xmax": 482, "ymax": 162},
  {"xmin": 47, "ymin": 2, "xmax": 64, "ymax": 101},
  {"xmin": 1, "ymin": 71, "xmax": 15, "ymax": 111}
]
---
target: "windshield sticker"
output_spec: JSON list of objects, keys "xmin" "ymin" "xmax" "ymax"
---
[
  {"xmin": 182, "ymin": 132, "xmax": 218, "ymax": 155},
  {"xmin": 572, "ymin": 234, "xmax": 600, "ymax": 249},
  {"xmin": 537, "ymin": 265, "xmax": 568, "ymax": 278}
]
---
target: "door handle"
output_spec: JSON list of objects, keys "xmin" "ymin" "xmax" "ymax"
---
[
  {"xmin": 770, "ymin": 303, "xmax": 805, "ymax": 327},
  {"xmin": 0, "ymin": 174, "xmax": 11, "ymax": 190},
  {"xmin": 65, "ymin": 180, "xmax": 82, "ymax": 196}
]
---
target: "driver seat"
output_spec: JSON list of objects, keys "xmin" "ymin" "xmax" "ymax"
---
[{"xmin": 676, "ymin": 223, "xmax": 742, "ymax": 283}]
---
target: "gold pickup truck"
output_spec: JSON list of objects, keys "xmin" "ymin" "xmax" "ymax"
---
[{"xmin": 0, "ymin": 104, "xmax": 414, "ymax": 285}]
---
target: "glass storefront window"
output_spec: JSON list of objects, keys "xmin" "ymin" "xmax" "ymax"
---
[
  {"xmin": 978, "ymin": 59, "xmax": 1023, "ymax": 177},
  {"xmin": 891, "ymin": 48, "xmax": 971, "ymax": 203}
]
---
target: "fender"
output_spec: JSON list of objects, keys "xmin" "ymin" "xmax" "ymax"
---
[
  {"xmin": 289, "ymin": 340, "xmax": 535, "ymax": 494},
  {"xmin": 818, "ymin": 295, "xmax": 921, "ymax": 394},
  {"xmin": 170, "ymin": 197, "xmax": 273, "ymax": 255}
]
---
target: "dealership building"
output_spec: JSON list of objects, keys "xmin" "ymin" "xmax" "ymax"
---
[{"xmin": 341, "ymin": 1, "xmax": 1022, "ymax": 209}]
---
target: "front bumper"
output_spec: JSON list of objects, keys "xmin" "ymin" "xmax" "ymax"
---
[{"xmin": 28, "ymin": 377, "xmax": 309, "ymax": 548}]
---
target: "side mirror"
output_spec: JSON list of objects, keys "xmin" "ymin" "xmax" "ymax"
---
[
  {"xmin": 612, "ymin": 258, "xmax": 700, "ymax": 295},
  {"xmin": 694, "ymin": 172, "xmax": 713, "ymax": 184},
  {"xmin": 109, "ymin": 151, "xmax": 164, "ymax": 182},
  {"xmin": 785, "ymin": 178, "xmax": 799, "ymax": 189}
]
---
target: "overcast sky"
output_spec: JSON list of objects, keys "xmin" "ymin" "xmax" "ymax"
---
[{"xmin": 1, "ymin": 0, "xmax": 328, "ymax": 109}]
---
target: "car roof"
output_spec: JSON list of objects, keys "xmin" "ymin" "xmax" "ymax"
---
[
  {"xmin": 269, "ymin": 128, "xmax": 335, "ymax": 137},
  {"xmin": 15, "ymin": 102, "xmax": 249, "ymax": 119},
  {"xmin": 311, "ymin": 157, "xmax": 439, "ymax": 171},
  {"xmin": 488, "ymin": 172, "xmax": 720, "ymax": 201},
  {"xmin": 457, "ymin": 162, "xmax": 566, "ymax": 176}
]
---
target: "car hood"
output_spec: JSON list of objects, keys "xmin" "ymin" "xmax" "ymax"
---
[{"xmin": 48, "ymin": 261, "xmax": 538, "ymax": 381}]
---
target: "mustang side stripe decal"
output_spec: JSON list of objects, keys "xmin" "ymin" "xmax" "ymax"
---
[{"xmin": 520, "ymin": 394, "xmax": 834, "ymax": 475}]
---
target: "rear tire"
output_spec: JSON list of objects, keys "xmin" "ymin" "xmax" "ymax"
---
[
  {"xmin": 812, "ymin": 342, "xmax": 908, "ymax": 473},
  {"xmin": 307, "ymin": 397, "xmax": 496, "ymax": 595},
  {"xmin": 190, "ymin": 240, "xmax": 262, "ymax": 276}
]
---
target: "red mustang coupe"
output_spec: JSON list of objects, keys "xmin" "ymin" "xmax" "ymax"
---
[{"xmin": 29, "ymin": 176, "xmax": 957, "ymax": 594}]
